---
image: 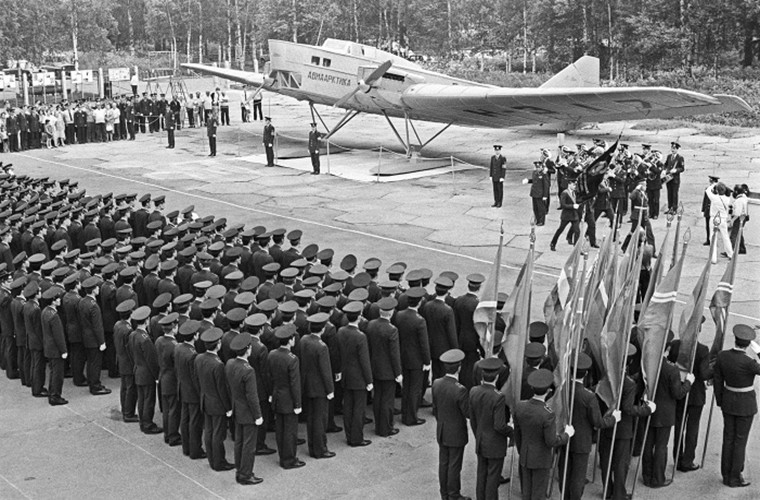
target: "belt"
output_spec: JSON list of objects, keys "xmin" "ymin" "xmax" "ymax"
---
[{"xmin": 725, "ymin": 385, "xmax": 754, "ymax": 393}]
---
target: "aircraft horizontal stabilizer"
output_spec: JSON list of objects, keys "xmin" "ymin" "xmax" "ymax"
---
[
  {"xmin": 181, "ymin": 63, "xmax": 266, "ymax": 88},
  {"xmin": 540, "ymin": 56, "xmax": 600, "ymax": 89}
]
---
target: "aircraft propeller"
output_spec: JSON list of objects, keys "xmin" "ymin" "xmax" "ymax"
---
[{"xmin": 333, "ymin": 60, "xmax": 392, "ymax": 108}]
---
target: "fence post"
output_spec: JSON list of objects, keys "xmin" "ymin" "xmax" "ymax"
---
[
  {"xmin": 377, "ymin": 147, "xmax": 382, "ymax": 183},
  {"xmin": 98, "ymin": 68, "xmax": 105, "ymax": 99},
  {"xmin": 326, "ymin": 140, "xmax": 331, "ymax": 175}
]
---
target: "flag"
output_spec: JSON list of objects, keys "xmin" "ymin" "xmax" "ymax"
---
[
  {"xmin": 676, "ymin": 234, "xmax": 714, "ymax": 371},
  {"xmin": 584, "ymin": 235, "xmax": 619, "ymax": 372},
  {"xmin": 500, "ymin": 243, "xmax": 535, "ymax": 410},
  {"xmin": 708, "ymin": 221, "xmax": 742, "ymax": 363},
  {"xmin": 596, "ymin": 242, "xmax": 642, "ymax": 408},
  {"xmin": 639, "ymin": 241, "xmax": 686, "ymax": 400},
  {"xmin": 576, "ymin": 140, "xmax": 619, "ymax": 203},
  {"xmin": 474, "ymin": 227, "xmax": 505, "ymax": 354},
  {"xmin": 640, "ymin": 221, "xmax": 672, "ymax": 314}
]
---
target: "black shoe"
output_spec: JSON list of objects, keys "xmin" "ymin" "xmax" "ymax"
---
[
  {"xmin": 491, "ymin": 203, "xmax": 497, "ymax": 207},
  {"xmin": 590, "ymin": 244, "xmax": 600, "ymax": 248},
  {"xmin": 406, "ymin": 418, "xmax": 426, "ymax": 426},
  {"xmin": 326, "ymin": 425, "xmax": 343, "ymax": 433},
  {"xmin": 311, "ymin": 172, "xmax": 319, "ymax": 175},
  {"xmin": 237, "ymin": 476, "xmax": 263, "ymax": 485},
  {"xmin": 387, "ymin": 428, "xmax": 400, "ymax": 436},
  {"xmin": 349, "ymin": 439, "xmax": 372, "ymax": 447},
  {"xmin": 215, "ymin": 462, "xmax": 236, "ymax": 471},
  {"xmin": 91, "ymin": 386, "xmax": 112, "ymax": 395},
  {"xmin": 49, "ymin": 396, "xmax": 68, "ymax": 406},
  {"xmin": 168, "ymin": 438, "xmax": 182, "ymax": 447},
  {"xmin": 420, "ymin": 399, "xmax": 432, "ymax": 408},
  {"xmin": 677, "ymin": 463, "xmax": 700, "ymax": 472},
  {"xmin": 364, "ymin": 417, "xmax": 373, "ymax": 424},
  {"xmin": 255, "ymin": 447, "xmax": 276, "ymax": 456},
  {"xmin": 499, "ymin": 475, "xmax": 511, "ymax": 484},
  {"xmin": 33, "ymin": 388, "xmax": 50, "ymax": 398},
  {"xmin": 392, "ymin": 407, "xmax": 401, "ymax": 415},
  {"xmin": 496, "ymin": 204, "xmax": 502, "ymax": 208},
  {"xmin": 314, "ymin": 451, "xmax": 336, "ymax": 459},
  {"xmin": 650, "ymin": 479, "xmax": 673, "ymax": 488},
  {"xmin": 550, "ymin": 244, "xmax": 556, "ymax": 251},
  {"xmin": 282, "ymin": 460, "xmax": 306, "ymax": 469},
  {"xmin": 190, "ymin": 451, "xmax": 207, "ymax": 460},
  {"xmin": 296, "ymin": 437, "xmax": 306, "ymax": 445},
  {"xmin": 142, "ymin": 425, "xmax": 163, "ymax": 435},
  {"xmin": 123, "ymin": 416, "xmax": 139, "ymax": 423}
]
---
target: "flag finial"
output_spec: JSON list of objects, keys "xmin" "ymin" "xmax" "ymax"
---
[
  {"xmin": 677, "ymin": 202, "xmax": 684, "ymax": 217},
  {"xmin": 683, "ymin": 227, "xmax": 691, "ymax": 244}
]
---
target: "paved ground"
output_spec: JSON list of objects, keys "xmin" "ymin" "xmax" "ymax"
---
[{"xmin": 0, "ymin": 81, "xmax": 758, "ymax": 499}]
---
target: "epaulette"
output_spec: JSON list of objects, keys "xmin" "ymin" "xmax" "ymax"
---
[
  {"xmin": 288, "ymin": 352, "xmax": 296, "ymax": 358},
  {"xmin": 544, "ymin": 404, "xmax": 553, "ymax": 413}
]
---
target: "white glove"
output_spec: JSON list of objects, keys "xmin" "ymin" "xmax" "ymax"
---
[
  {"xmin": 99, "ymin": 343, "xmax": 106, "ymax": 352},
  {"xmin": 294, "ymin": 407, "xmax": 302, "ymax": 415},
  {"xmin": 327, "ymin": 392, "xmax": 334, "ymax": 400},
  {"xmin": 564, "ymin": 425, "xmax": 575, "ymax": 438},
  {"xmin": 335, "ymin": 373, "xmax": 342, "ymax": 382},
  {"xmin": 522, "ymin": 178, "xmax": 529, "ymax": 185},
  {"xmin": 225, "ymin": 410, "xmax": 232, "ymax": 418},
  {"xmin": 395, "ymin": 375, "xmax": 403, "ymax": 384},
  {"xmin": 612, "ymin": 410, "xmax": 622, "ymax": 423},
  {"xmin": 366, "ymin": 383, "xmax": 374, "ymax": 392},
  {"xmin": 646, "ymin": 400, "xmax": 657, "ymax": 413},
  {"xmin": 685, "ymin": 373, "xmax": 695, "ymax": 384},
  {"xmin": 500, "ymin": 179, "xmax": 505, "ymax": 183},
  {"xmin": 268, "ymin": 395, "xmax": 272, "ymax": 403},
  {"xmin": 268, "ymin": 144, "xmax": 272, "ymax": 147},
  {"xmin": 255, "ymin": 417, "xmax": 264, "ymax": 426},
  {"xmin": 422, "ymin": 364, "xmax": 431, "ymax": 372},
  {"xmin": 573, "ymin": 204, "xmax": 579, "ymax": 209},
  {"xmin": 61, "ymin": 352, "xmax": 68, "ymax": 360}
]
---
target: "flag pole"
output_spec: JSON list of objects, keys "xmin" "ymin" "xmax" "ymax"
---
[
  {"xmin": 602, "ymin": 227, "xmax": 644, "ymax": 500},
  {"xmin": 631, "ymin": 233, "xmax": 690, "ymax": 497},
  {"xmin": 670, "ymin": 203, "xmax": 684, "ymax": 269},
  {"xmin": 671, "ymin": 224, "xmax": 717, "ymax": 480},
  {"xmin": 700, "ymin": 215, "xmax": 744, "ymax": 467},
  {"xmin": 487, "ymin": 221, "xmax": 506, "ymax": 357}
]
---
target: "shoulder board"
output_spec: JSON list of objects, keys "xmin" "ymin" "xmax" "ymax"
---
[
  {"xmin": 288, "ymin": 353, "xmax": 296, "ymax": 358},
  {"xmin": 544, "ymin": 404, "xmax": 553, "ymax": 413},
  {"xmin": 141, "ymin": 332, "xmax": 150, "ymax": 339}
]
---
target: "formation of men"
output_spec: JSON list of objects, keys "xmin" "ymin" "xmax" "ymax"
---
[{"xmin": 0, "ymin": 161, "xmax": 757, "ymax": 497}]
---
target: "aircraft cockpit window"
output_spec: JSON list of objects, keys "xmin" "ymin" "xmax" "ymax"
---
[
  {"xmin": 311, "ymin": 56, "xmax": 320, "ymax": 65},
  {"xmin": 322, "ymin": 59, "xmax": 331, "ymax": 68}
]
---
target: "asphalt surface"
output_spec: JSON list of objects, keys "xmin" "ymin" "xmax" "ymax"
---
[{"xmin": 0, "ymin": 79, "xmax": 758, "ymax": 499}]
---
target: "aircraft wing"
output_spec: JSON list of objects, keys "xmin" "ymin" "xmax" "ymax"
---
[
  {"xmin": 399, "ymin": 85, "xmax": 752, "ymax": 128},
  {"xmin": 181, "ymin": 63, "xmax": 266, "ymax": 88}
]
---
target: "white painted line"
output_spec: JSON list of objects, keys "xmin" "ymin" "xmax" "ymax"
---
[
  {"xmin": 16, "ymin": 153, "xmax": 760, "ymax": 323},
  {"xmin": 64, "ymin": 406, "xmax": 225, "ymax": 500},
  {"xmin": 0, "ymin": 473, "xmax": 32, "ymax": 500}
]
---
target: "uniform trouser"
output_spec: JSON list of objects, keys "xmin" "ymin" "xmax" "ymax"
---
[
  {"xmin": 167, "ymin": 129, "xmax": 175, "ymax": 147},
  {"xmin": 127, "ymin": 122, "xmax": 135, "ymax": 140},
  {"xmin": 721, "ymin": 413, "xmax": 753, "ymax": 485},
  {"xmin": 610, "ymin": 197, "xmax": 627, "ymax": 225},
  {"xmin": 85, "ymin": 347, "xmax": 102, "ymax": 390},
  {"xmin": 599, "ymin": 435, "xmax": 631, "ymax": 500},
  {"xmin": 439, "ymin": 445, "xmax": 465, "ymax": 500},
  {"xmin": 310, "ymin": 152, "xmax": 320, "ymax": 173},
  {"xmin": 256, "ymin": 398, "xmax": 272, "ymax": 450},
  {"xmin": 65, "ymin": 124, "xmax": 75, "ymax": 144},
  {"xmin": 585, "ymin": 212, "xmax": 597, "ymax": 246},
  {"xmin": 551, "ymin": 220, "xmax": 579, "ymax": 247},
  {"xmin": 305, "ymin": 396, "xmax": 329, "ymax": 457},
  {"xmin": 120, "ymin": 374, "xmax": 137, "ymax": 417},
  {"xmin": 275, "ymin": 412, "xmax": 298, "ymax": 467},
  {"xmin": 477, "ymin": 455, "xmax": 504, "ymax": 500},
  {"xmin": 221, "ymin": 107, "xmax": 230, "ymax": 125},
  {"xmin": 104, "ymin": 331, "xmax": 117, "ymax": 377},
  {"xmin": 48, "ymin": 358, "xmax": 64, "ymax": 398},
  {"xmin": 401, "ymin": 368, "xmax": 423, "ymax": 425},
  {"xmin": 187, "ymin": 109, "xmax": 194, "ymax": 127},
  {"xmin": 0, "ymin": 336, "xmax": 6, "ymax": 370},
  {"xmin": 594, "ymin": 206, "xmax": 615, "ymax": 228},
  {"xmin": 208, "ymin": 137, "xmax": 216, "ymax": 155},
  {"xmin": 712, "ymin": 221, "xmax": 733, "ymax": 260},
  {"xmin": 139, "ymin": 116, "xmax": 146, "ymax": 133},
  {"xmin": 4, "ymin": 337, "xmax": 18, "ymax": 377},
  {"xmin": 622, "ymin": 219, "xmax": 656, "ymax": 254},
  {"xmin": 204, "ymin": 413, "xmax": 228, "ymax": 469},
  {"xmin": 520, "ymin": 466, "xmax": 551, "ymax": 500},
  {"xmin": 265, "ymin": 146, "xmax": 275, "ymax": 166},
  {"xmin": 253, "ymin": 102, "xmax": 262, "ymax": 120},
  {"xmin": 647, "ymin": 189, "xmax": 660, "ymax": 217},
  {"xmin": 30, "ymin": 349, "xmax": 46, "ymax": 395},
  {"xmin": 234, "ymin": 422, "xmax": 258, "ymax": 479},
  {"xmin": 666, "ymin": 181, "xmax": 679, "ymax": 211},
  {"xmin": 17, "ymin": 344, "xmax": 30, "ymax": 386},
  {"xmin": 343, "ymin": 388, "xmax": 367, "ymax": 445},
  {"xmin": 372, "ymin": 379, "xmax": 395, "ymax": 436},
  {"xmin": 642, "ymin": 425, "xmax": 671, "ymax": 486},
  {"xmin": 674, "ymin": 402, "xmax": 702, "ymax": 467},
  {"xmin": 69, "ymin": 342, "xmax": 87, "ymax": 385},
  {"xmin": 181, "ymin": 402, "xmax": 204, "ymax": 457},
  {"xmin": 560, "ymin": 450, "xmax": 589, "ymax": 500},
  {"xmin": 161, "ymin": 393, "xmax": 181, "ymax": 442},
  {"xmin": 532, "ymin": 197, "xmax": 547, "ymax": 225},
  {"xmin": 432, "ymin": 359, "xmax": 445, "ymax": 381},
  {"xmin": 730, "ymin": 218, "xmax": 747, "ymax": 253},
  {"xmin": 704, "ymin": 216, "xmax": 712, "ymax": 242},
  {"xmin": 137, "ymin": 382, "xmax": 157, "ymax": 429},
  {"xmin": 492, "ymin": 180, "xmax": 503, "ymax": 205}
]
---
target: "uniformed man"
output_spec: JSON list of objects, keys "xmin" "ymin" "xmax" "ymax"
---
[
  {"xmin": 195, "ymin": 327, "xmax": 234, "ymax": 471},
  {"xmin": 78, "ymin": 276, "xmax": 111, "ymax": 395},
  {"xmin": 559, "ymin": 353, "xmax": 619, "ymax": 500},
  {"xmin": 663, "ymin": 141, "xmax": 685, "ymax": 214},
  {"xmin": 514, "ymin": 369, "xmax": 574, "ymax": 500},
  {"xmin": 243, "ymin": 313, "xmax": 277, "ymax": 455},
  {"xmin": 622, "ymin": 178, "xmax": 656, "ymax": 253},
  {"xmin": 308, "ymin": 122, "xmax": 322, "ymax": 175},
  {"xmin": 268, "ymin": 324, "xmax": 305, "ymax": 468},
  {"xmin": 114, "ymin": 299, "xmax": 138, "ymax": 422},
  {"xmin": 23, "ymin": 281, "xmax": 46, "ymax": 397},
  {"xmin": 469, "ymin": 357, "xmax": 512, "ymax": 500},
  {"xmin": 41, "ymin": 286, "xmax": 67, "ymax": 406},
  {"xmin": 129, "ymin": 305, "xmax": 162, "ymax": 434},
  {"xmin": 225, "ymin": 332, "xmax": 265, "ymax": 485},
  {"xmin": 489, "ymin": 145, "xmax": 506, "ymax": 208},
  {"xmin": 713, "ymin": 324, "xmax": 760, "ymax": 488},
  {"xmin": 366, "ymin": 296, "xmax": 403, "ymax": 437},
  {"xmin": 207, "ymin": 112, "xmax": 218, "ymax": 157},
  {"xmin": 453, "ymin": 274, "xmax": 484, "ymax": 390},
  {"xmin": 550, "ymin": 178, "xmax": 580, "ymax": 251},
  {"xmin": 422, "ymin": 276, "xmax": 459, "ymax": 381},
  {"xmin": 156, "ymin": 312, "xmax": 181, "ymax": 446},
  {"xmin": 301, "ymin": 312, "xmax": 336, "ymax": 459},
  {"xmin": 526, "ymin": 161, "xmax": 551, "ymax": 225},
  {"xmin": 701, "ymin": 176, "xmax": 719, "ymax": 245},
  {"xmin": 432, "ymin": 348, "xmax": 470, "ymax": 500},
  {"xmin": 395, "ymin": 286, "xmax": 431, "ymax": 426},
  {"xmin": 263, "ymin": 117, "xmax": 275, "ymax": 167},
  {"xmin": 165, "ymin": 108, "xmax": 176, "ymax": 149},
  {"xmin": 174, "ymin": 319, "xmax": 206, "ymax": 459}
]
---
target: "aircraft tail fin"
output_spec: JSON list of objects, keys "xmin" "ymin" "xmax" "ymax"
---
[{"xmin": 540, "ymin": 56, "xmax": 600, "ymax": 89}]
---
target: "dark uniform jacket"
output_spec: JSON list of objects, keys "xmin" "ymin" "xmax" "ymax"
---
[
  {"xmin": 263, "ymin": 124, "xmax": 275, "ymax": 144},
  {"xmin": 23, "ymin": 299, "xmax": 43, "ymax": 351},
  {"xmin": 195, "ymin": 351, "xmax": 231, "ymax": 415},
  {"xmin": 0, "ymin": 287, "xmax": 14, "ymax": 342},
  {"xmin": 247, "ymin": 336, "xmax": 270, "ymax": 401},
  {"xmin": 113, "ymin": 319, "xmax": 133, "ymax": 376},
  {"xmin": 529, "ymin": 169, "xmax": 551, "ymax": 199},
  {"xmin": 668, "ymin": 340, "xmax": 711, "ymax": 407},
  {"xmin": 129, "ymin": 328, "xmax": 159, "ymax": 385},
  {"xmin": 432, "ymin": 375, "xmax": 470, "ymax": 447},
  {"xmin": 469, "ymin": 383, "xmax": 511, "ymax": 459},
  {"xmin": 421, "ymin": 298, "xmax": 458, "ymax": 361},
  {"xmin": 714, "ymin": 348, "xmax": 760, "ymax": 417},
  {"xmin": 308, "ymin": 130, "xmax": 322, "ymax": 154},
  {"xmin": 175, "ymin": 342, "xmax": 200, "ymax": 403},
  {"xmin": 651, "ymin": 359, "xmax": 691, "ymax": 427},
  {"xmin": 100, "ymin": 279, "xmax": 117, "ymax": 332},
  {"xmin": 629, "ymin": 188, "xmax": 649, "ymax": 222},
  {"xmin": 300, "ymin": 334, "xmax": 334, "ymax": 398},
  {"xmin": 11, "ymin": 297, "xmax": 26, "ymax": 348},
  {"xmin": 569, "ymin": 381, "xmax": 615, "ymax": 453},
  {"xmin": 78, "ymin": 295, "xmax": 105, "ymax": 349},
  {"xmin": 155, "ymin": 335, "xmax": 178, "ymax": 395},
  {"xmin": 336, "ymin": 324, "xmax": 373, "ymax": 390},
  {"xmin": 41, "ymin": 305, "xmax": 67, "ymax": 358},
  {"xmin": 365, "ymin": 318, "xmax": 402, "ymax": 381},
  {"xmin": 664, "ymin": 153, "xmax": 685, "ymax": 183},
  {"xmin": 559, "ymin": 189, "xmax": 580, "ymax": 221},
  {"xmin": 132, "ymin": 208, "xmax": 150, "ymax": 238},
  {"xmin": 453, "ymin": 293, "xmax": 480, "ymax": 354},
  {"xmin": 225, "ymin": 357, "xmax": 262, "ymax": 424},
  {"xmin": 601, "ymin": 375, "xmax": 651, "ymax": 440},
  {"xmin": 394, "ymin": 308, "xmax": 431, "ymax": 370},
  {"xmin": 489, "ymin": 154, "xmax": 506, "ymax": 180},
  {"xmin": 61, "ymin": 291, "xmax": 82, "ymax": 343},
  {"xmin": 268, "ymin": 347, "xmax": 301, "ymax": 413},
  {"xmin": 514, "ymin": 398, "xmax": 569, "ymax": 468}
]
